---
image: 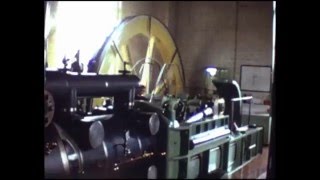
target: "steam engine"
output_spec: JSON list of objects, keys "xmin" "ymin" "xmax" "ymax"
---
[
  {"xmin": 45, "ymin": 69, "xmax": 169, "ymax": 179},
  {"xmin": 44, "ymin": 69, "xmax": 264, "ymax": 179}
]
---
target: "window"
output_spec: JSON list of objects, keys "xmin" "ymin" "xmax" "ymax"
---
[{"xmin": 45, "ymin": 1, "xmax": 121, "ymax": 71}]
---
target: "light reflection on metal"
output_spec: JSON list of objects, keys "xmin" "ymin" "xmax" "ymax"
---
[{"xmin": 190, "ymin": 126, "xmax": 231, "ymax": 145}]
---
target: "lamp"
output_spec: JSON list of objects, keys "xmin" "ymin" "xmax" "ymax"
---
[{"xmin": 205, "ymin": 66, "xmax": 218, "ymax": 77}]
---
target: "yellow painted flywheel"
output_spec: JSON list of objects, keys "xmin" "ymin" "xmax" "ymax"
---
[{"xmin": 90, "ymin": 15, "xmax": 186, "ymax": 97}]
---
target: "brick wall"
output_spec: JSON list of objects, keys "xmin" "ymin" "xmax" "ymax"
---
[
  {"xmin": 121, "ymin": 1, "xmax": 273, "ymax": 99},
  {"xmin": 175, "ymin": 1, "xmax": 273, "ymax": 99}
]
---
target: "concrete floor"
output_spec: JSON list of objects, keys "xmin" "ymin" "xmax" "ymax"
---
[{"xmin": 225, "ymin": 147, "xmax": 269, "ymax": 179}]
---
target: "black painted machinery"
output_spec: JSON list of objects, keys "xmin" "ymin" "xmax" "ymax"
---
[
  {"xmin": 45, "ymin": 69, "xmax": 166, "ymax": 178},
  {"xmin": 44, "ymin": 13, "xmax": 264, "ymax": 179},
  {"xmin": 44, "ymin": 68, "xmax": 264, "ymax": 179}
]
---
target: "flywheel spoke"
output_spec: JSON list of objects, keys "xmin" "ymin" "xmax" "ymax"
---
[
  {"xmin": 121, "ymin": 45, "xmax": 132, "ymax": 68},
  {"xmin": 141, "ymin": 36, "xmax": 156, "ymax": 94}
]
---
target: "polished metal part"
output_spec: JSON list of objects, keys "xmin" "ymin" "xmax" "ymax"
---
[
  {"xmin": 147, "ymin": 165, "xmax": 157, "ymax": 179},
  {"xmin": 149, "ymin": 113, "xmax": 160, "ymax": 135},
  {"xmin": 81, "ymin": 114, "xmax": 114, "ymax": 122},
  {"xmin": 89, "ymin": 121, "xmax": 105, "ymax": 148},
  {"xmin": 54, "ymin": 123, "xmax": 84, "ymax": 174}
]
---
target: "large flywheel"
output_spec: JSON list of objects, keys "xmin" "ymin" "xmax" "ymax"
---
[{"xmin": 90, "ymin": 15, "xmax": 186, "ymax": 97}]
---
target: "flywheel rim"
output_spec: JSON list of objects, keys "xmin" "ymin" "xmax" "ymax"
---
[{"xmin": 91, "ymin": 15, "xmax": 186, "ymax": 97}]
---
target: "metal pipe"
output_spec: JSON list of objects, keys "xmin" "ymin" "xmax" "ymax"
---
[
  {"xmin": 231, "ymin": 101, "xmax": 234, "ymax": 124},
  {"xmin": 46, "ymin": 70, "xmax": 140, "ymax": 96},
  {"xmin": 231, "ymin": 96, "xmax": 253, "ymax": 101},
  {"xmin": 231, "ymin": 96, "xmax": 253, "ymax": 125},
  {"xmin": 231, "ymin": 80, "xmax": 243, "ymax": 108}
]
